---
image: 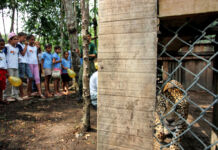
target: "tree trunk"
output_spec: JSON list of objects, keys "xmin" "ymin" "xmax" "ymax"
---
[
  {"xmin": 60, "ymin": 2, "xmax": 65, "ymax": 55},
  {"xmin": 2, "ymin": 10, "xmax": 7, "ymax": 40},
  {"xmin": 62, "ymin": 0, "xmax": 78, "ymax": 51},
  {"xmin": 10, "ymin": 1, "xmax": 16, "ymax": 32},
  {"xmin": 81, "ymin": 0, "xmax": 90, "ymax": 133},
  {"xmin": 62, "ymin": 0, "xmax": 80, "ymax": 74},
  {"xmin": 93, "ymin": 0, "xmax": 97, "ymax": 47},
  {"xmin": 16, "ymin": 7, "xmax": 18, "ymax": 33}
]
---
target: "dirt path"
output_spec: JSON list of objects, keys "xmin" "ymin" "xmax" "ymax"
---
[{"xmin": 0, "ymin": 94, "xmax": 97, "ymax": 150}]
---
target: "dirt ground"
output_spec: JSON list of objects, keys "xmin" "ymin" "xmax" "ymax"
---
[
  {"xmin": 0, "ymin": 89, "xmax": 215, "ymax": 150},
  {"xmin": 181, "ymin": 90, "xmax": 214, "ymax": 150},
  {"xmin": 0, "ymin": 94, "xmax": 97, "ymax": 150}
]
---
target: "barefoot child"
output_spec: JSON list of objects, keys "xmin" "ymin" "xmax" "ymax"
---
[
  {"xmin": 0, "ymin": 39, "xmax": 8, "ymax": 104},
  {"xmin": 61, "ymin": 51, "xmax": 71, "ymax": 95},
  {"xmin": 26, "ymin": 35, "xmax": 45, "ymax": 98},
  {"xmin": 17, "ymin": 32, "xmax": 33, "ymax": 100},
  {"xmin": 41, "ymin": 44, "xmax": 53, "ymax": 97},
  {"xmin": 52, "ymin": 46, "xmax": 62, "ymax": 96}
]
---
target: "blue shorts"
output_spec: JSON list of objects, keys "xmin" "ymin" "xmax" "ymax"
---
[{"xmin": 18, "ymin": 63, "xmax": 33, "ymax": 78}]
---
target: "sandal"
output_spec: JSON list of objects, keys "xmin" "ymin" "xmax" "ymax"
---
[
  {"xmin": 6, "ymin": 97, "xmax": 16, "ymax": 102},
  {"xmin": 31, "ymin": 92, "xmax": 38, "ymax": 97},
  {"xmin": 22, "ymin": 96, "xmax": 31, "ymax": 100}
]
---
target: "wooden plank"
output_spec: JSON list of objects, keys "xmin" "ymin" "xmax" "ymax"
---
[
  {"xmin": 98, "ymin": 0, "xmax": 157, "ymax": 149},
  {"xmin": 99, "ymin": 0, "xmax": 156, "ymax": 22},
  {"xmin": 159, "ymin": 0, "xmax": 218, "ymax": 18},
  {"xmin": 162, "ymin": 61, "xmax": 168, "ymax": 81}
]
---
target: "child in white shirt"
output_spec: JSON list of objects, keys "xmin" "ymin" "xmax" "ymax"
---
[{"xmin": 4, "ymin": 32, "xmax": 23, "ymax": 101}]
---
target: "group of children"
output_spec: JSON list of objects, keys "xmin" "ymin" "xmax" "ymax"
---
[{"xmin": 0, "ymin": 32, "xmax": 72, "ymax": 104}]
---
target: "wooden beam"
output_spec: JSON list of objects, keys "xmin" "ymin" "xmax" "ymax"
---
[{"xmin": 159, "ymin": 0, "xmax": 218, "ymax": 18}]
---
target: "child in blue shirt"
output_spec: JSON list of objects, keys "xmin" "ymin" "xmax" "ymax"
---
[
  {"xmin": 52, "ymin": 46, "xmax": 62, "ymax": 96},
  {"xmin": 61, "ymin": 51, "xmax": 71, "ymax": 95},
  {"xmin": 41, "ymin": 44, "xmax": 53, "ymax": 97}
]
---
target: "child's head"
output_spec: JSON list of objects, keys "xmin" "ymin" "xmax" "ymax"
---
[
  {"xmin": 87, "ymin": 32, "xmax": 92, "ymax": 42},
  {"xmin": 27, "ymin": 34, "xmax": 35, "ymax": 46},
  {"xmin": 35, "ymin": 41, "xmax": 41, "ymax": 53},
  {"xmin": 18, "ymin": 32, "xmax": 27, "ymax": 43},
  {"xmin": 8, "ymin": 32, "xmax": 18, "ymax": 46},
  {"xmin": 45, "ymin": 44, "xmax": 52, "ymax": 53},
  {"xmin": 54, "ymin": 45, "xmax": 61, "ymax": 54},
  {"xmin": 0, "ymin": 38, "xmax": 5, "ymax": 50},
  {"xmin": 63, "ymin": 51, "xmax": 69, "ymax": 59}
]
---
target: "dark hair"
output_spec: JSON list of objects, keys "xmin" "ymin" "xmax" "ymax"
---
[
  {"xmin": 63, "ymin": 51, "xmax": 69, "ymax": 55},
  {"xmin": 45, "ymin": 43, "xmax": 52, "ymax": 49},
  {"xmin": 54, "ymin": 45, "xmax": 61, "ymax": 50},
  {"xmin": 18, "ymin": 32, "xmax": 27, "ymax": 37},
  {"xmin": 0, "ymin": 38, "xmax": 5, "ymax": 43},
  {"xmin": 26, "ymin": 34, "xmax": 35, "ymax": 40},
  {"xmin": 87, "ymin": 32, "xmax": 91, "ymax": 36}
]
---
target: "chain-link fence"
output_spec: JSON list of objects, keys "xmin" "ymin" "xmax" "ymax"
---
[{"xmin": 154, "ymin": 15, "xmax": 218, "ymax": 150}]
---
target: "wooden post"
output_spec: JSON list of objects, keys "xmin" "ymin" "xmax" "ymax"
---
[{"xmin": 97, "ymin": 0, "xmax": 157, "ymax": 149}]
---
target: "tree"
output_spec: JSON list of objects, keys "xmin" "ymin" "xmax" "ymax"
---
[
  {"xmin": 9, "ymin": 0, "xmax": 16, "ymax": 32},
  {"xmin": 93, "ymin": 0, "xmax": 98, "ymax": 46},
  {"xmin": 81, "ymin": 0, "xmax": 91, "ymax": 132},
  {"xmin": 62, "ymin": 0, "xmax": 78, "ymax": 50}
]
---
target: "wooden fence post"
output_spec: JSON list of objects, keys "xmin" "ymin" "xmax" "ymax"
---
[{"xmin": 97, "ymin": 0, "xmax": 157, "ymax": 149}]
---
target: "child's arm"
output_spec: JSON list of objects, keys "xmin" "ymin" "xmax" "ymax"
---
[
  {"xmin": 41, "ymin": 59, "xmax": 44, "ymax": 73},
  {"xmin": 52, "ymin": 58, "xmax": 62, "ymax": 64},
  {"xmin": 19, "ymin": 42, "xmax": 28, "ymax": 56},
  {"xmin": 62, "ymin": 64, "xmax": 68, "ymax": 70}
]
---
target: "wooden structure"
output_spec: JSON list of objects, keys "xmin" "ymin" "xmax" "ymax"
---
[
  {"xmin": 97, "ymin": 0, "xmax": 157, "ymax": 149},
  {"xmin": 158, "ymin": 44, "xmax": 215, "ymax": 91},
  {"xmin": 98, "ymin": 0, "xmax": 218, "ymax": 149}
]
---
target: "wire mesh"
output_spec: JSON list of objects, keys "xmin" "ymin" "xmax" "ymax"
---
[{"xmin": 154, "ymin": 16, "xmax": 218, "ymax": 150}]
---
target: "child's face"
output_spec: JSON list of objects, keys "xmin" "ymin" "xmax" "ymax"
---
[
  {"xmin": 0, "ymin": 41, "xmax": 5, "ymax": 50},
  {"xmin": 10, "ymin": 36, "xmax": 19, "ymax": 45},
  {"xmin": 64, "ymin": 52, "xmax": 69, "ymax": 59},
  {"xmin": 56, "ymin": 48, "xmax": 61, "ymax": 54},
  {"xmin": 46, "ymin": 46, "xmax": 52, "ymax": 53},
  {"xmin": 19, "ymin": 36, "xmax": 26, "ymax": 42},
  {"xmin": 35, "ymin": 42, "xmax": 40, "ymax": 48},
  {"xmin": 29, "ymin": 37, "xmax": 35, "ymax": 45}
]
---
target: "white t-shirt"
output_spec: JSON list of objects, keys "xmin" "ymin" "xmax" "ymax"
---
[
  {"xmin": 0, "ymin": 51, "xmax": 7, "ymax": 69},
  {"xmin": 89, "ymin": 71, "xmax": 98, "ymax": 96},
  {"xmin": 27, "ymin": 45, "xmax": 38, "ymax": 64},
  {"xmin": 18, "ymin": 42, "xmax": 28, "ymax": 63},
  {"xmin": 5, "ymin": 44, "xmax": 19, "ymax": 69}
]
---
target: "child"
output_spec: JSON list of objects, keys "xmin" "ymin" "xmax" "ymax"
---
[
  {"xmin": 4, "ymin": 32, "xmax": 23, "ymax": 101},
  {"xmin": 61, "ymin": 51, "xmax": 71, "ymax": 95},
  {"xmin": 32, "ymin": 41, "xmax": 42, "ymax": 92},
  {"xmin": 52, "ymin": 45, "xmax": 62, "ymax": 96},
  {"xmin": 0, "ymin": 38, "xmax": 8, "ymax": 104},
  {"xmin": 17, "ymin": 32, "xmax": 33, "ymax": 100},
  {"xmin": 26, "ymin": 35, "xmax": 45, "ymax": 99},
  {"xmin": 41, "ymin": 44, "xmax": 53, "ymax": 97}
]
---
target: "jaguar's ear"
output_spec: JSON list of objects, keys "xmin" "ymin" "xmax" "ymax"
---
[{"xmin": 163, "ymin": 80, "xmax": 183, "ymax": 92}]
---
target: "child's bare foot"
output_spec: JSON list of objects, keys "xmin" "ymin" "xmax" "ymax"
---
[{"xmin": 46, "ymin": 93, "xmax": 53, "ymax": 98}]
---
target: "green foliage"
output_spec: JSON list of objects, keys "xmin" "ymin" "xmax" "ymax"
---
[{"xmin": 0, "ymin": 0, "xmax": 99, "ymax": 51}]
